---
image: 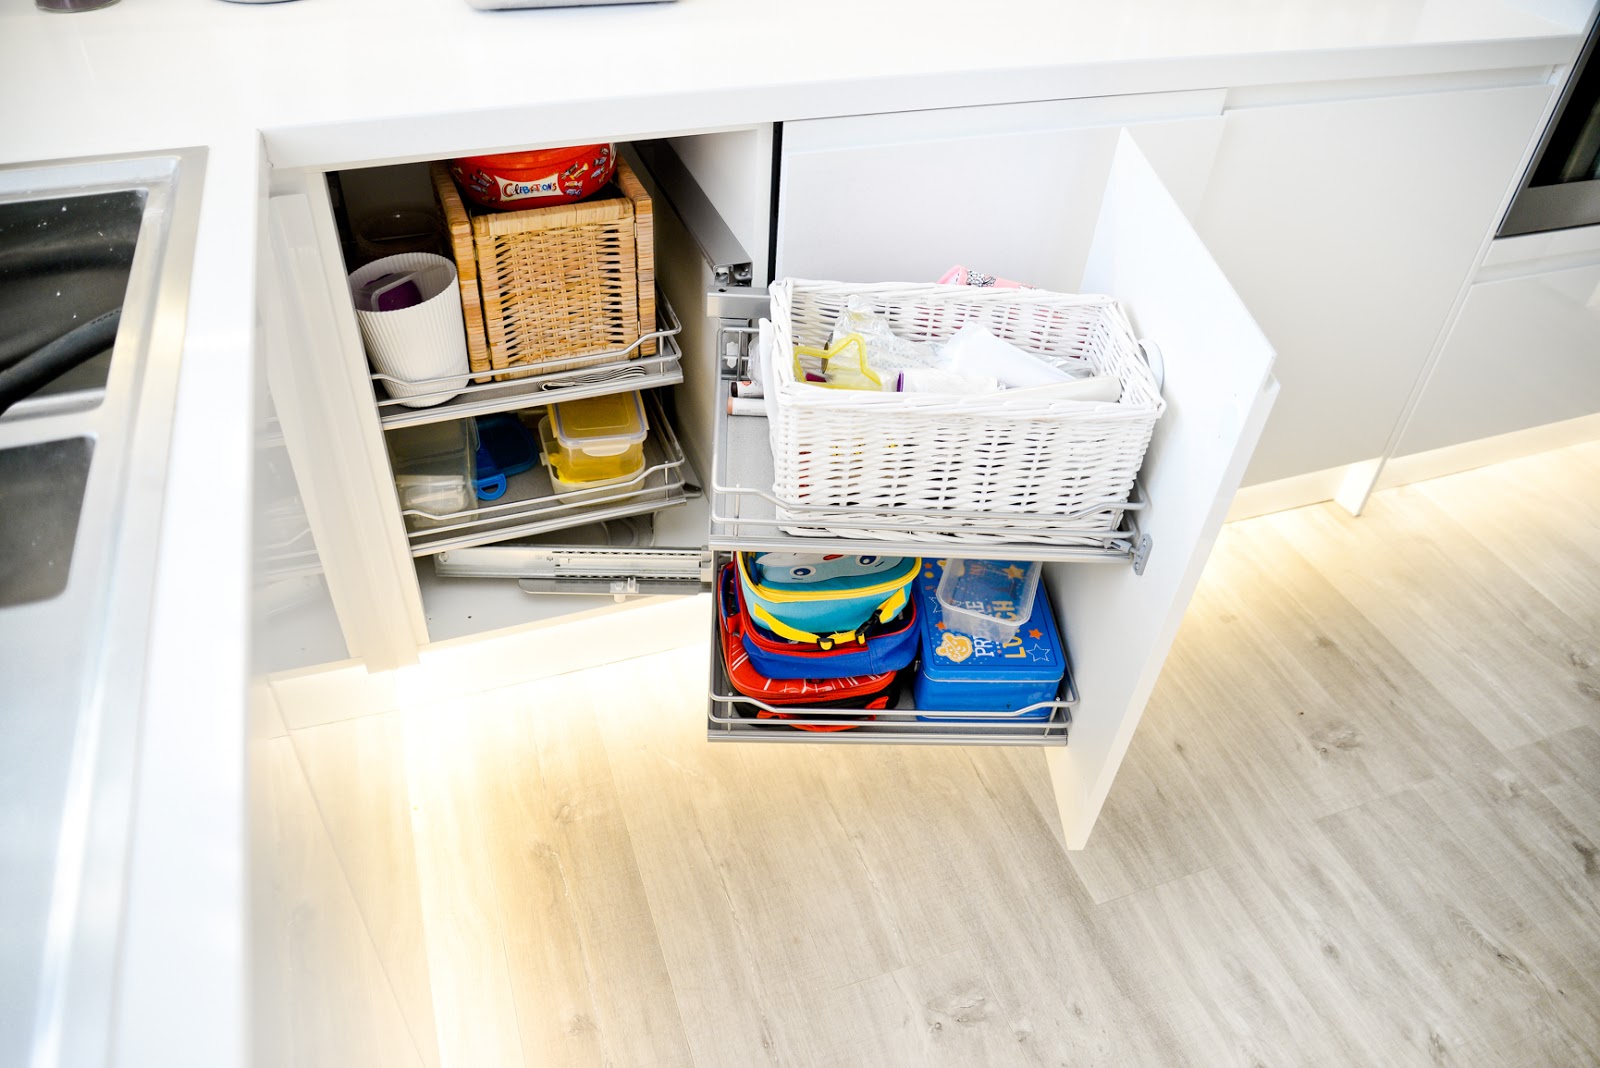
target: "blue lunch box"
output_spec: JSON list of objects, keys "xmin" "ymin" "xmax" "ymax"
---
[{"xmin": 912, "ymin": 559, "xmax": 1066, "ymax": 718}]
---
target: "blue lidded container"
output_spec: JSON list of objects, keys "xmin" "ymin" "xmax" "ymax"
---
[
  {"xmin": 913, "ymin": 559, "xmax": 1066, "ymax": 719},
  {"xmin": 473, "ymin": 413, "xmax": 539, "ymax": 500}
]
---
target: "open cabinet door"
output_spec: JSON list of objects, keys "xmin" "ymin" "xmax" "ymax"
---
[
  {"xmin": 261, "ymin": 192, "xmax": 428, "ymax": 669},
  {"xmin": 1047, "ymin": 131, "xmax": 1279, "ymax": 848}
]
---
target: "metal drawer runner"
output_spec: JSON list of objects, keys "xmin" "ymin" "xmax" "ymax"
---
[{"xmin": 434, "ymin": 542, "xmax": 710, "ymax": 599}]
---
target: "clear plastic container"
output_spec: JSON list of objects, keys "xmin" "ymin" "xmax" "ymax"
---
[
  {"xmin": 547, "ymin": 391, "xmax": 648, "ymax": 484},
  {"xmin": 934, "ymin": 559, "xmax": 1043, "ymax": 643},
  {"xmin": 537, "ymin": 415, "xmax": 644, "ymax": 499},
  {"xmin": 387, "ymin": 419, "xmax": 476, "ymax": 531}
]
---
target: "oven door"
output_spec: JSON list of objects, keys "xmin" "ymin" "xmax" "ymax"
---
[{"xmin": 1502, "ymin": 16, "xmax": 1600, "ymax": 235}]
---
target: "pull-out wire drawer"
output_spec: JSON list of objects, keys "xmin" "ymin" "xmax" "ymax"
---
[
  {"xmin": 704, "ymin": 554, "xmax": 1074, "ymax": 746},
  {"xmin": 401, "ymin": 391, "xmax": 691, "ymax": 556}
]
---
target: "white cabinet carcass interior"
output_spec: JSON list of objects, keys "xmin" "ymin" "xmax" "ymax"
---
[
  {"xmin": 774, "ymin": 90, "xmax": 1229, "ymax": 289},
  {"xmin": 255, "ymin": 116, "xmax": 1275, "ymax": 847}
]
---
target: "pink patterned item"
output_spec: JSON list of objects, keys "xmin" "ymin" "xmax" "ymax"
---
[{"xmin": 938, "ymin": 265, "xmax": 1035, "ymax": 289}]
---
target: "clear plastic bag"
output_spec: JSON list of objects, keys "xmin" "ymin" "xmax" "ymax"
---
[{"xmin": 827, "ymin": 296, "xmax": 950, "ymax": 382}]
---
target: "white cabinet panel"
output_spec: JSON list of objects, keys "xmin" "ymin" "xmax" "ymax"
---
[
  {"xmin": 776, "ymin": 90, "xmax": 1226, "ymax": 289},
  {"xmin": 1047, "ymin": 132, "xmax": 1278, "ymax": 848},
  {"xmin": 1395, "ymin": 250, "xmax": 1600, "ymax": 456},
  {"xmin": 1189, "ymin": 82, "xmax": 1553, "ymax": 484},
  {"xmin": 262, "ymin": 188, "xmax": 428, "ymax": 669},
  {"xmin": 756, "ymin": 130, "xmax": 1278, "ymax": 846}
]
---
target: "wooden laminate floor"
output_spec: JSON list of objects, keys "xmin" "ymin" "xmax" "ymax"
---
[{"xmin": 252, "ymin": 441, "xmax": 1600, "ymax": 1068}]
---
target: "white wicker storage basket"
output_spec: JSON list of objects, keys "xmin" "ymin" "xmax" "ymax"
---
[{"xmin": 764, "ymin": 279, "xmax": 1165, "ymax": 544}]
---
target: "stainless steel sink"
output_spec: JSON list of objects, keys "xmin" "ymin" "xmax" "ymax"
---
[
  {"xmin": 0, "ymin": 437, "xmax": 94, "ymax": 609},
  {"xmin": 0, "ymin": 186, "xmax": 143, "ymax": 613},
  {"xmin": 0, "ymin": 148, "xmax": 204, "ymax": 1068},
  {"xmin": 0, "ymin": 188, "xmax": 143, "ymax": 415}
]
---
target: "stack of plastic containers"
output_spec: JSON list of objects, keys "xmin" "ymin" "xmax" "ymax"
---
[{"xmin": 539, "ymin": 391, "xmax": 649, "ymax": 496}]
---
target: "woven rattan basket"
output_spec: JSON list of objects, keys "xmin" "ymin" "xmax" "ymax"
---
[
  {"xmin": 431, "ymin": 158, "xmax": 655, "ymax": 381},
  {"xmin": 764, "ymin": 279, "xmax": 1165, "ymax": 544}
]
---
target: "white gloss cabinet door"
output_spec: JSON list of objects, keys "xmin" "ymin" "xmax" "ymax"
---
[
  {"xmin": 776, "ymin": 90, "xmax": 1227, "ymax": 289},
  {"xmin": 1046, "ymin": 133, "xmax": 1278, "ymax": 848},
  {"xmin": 1394, "ymin": 235, "xmax": 1600, "ymax": 458},
  {"xmin": 1189, "ymin": 82, "xmax": 1553, "ymax": 486},
  {"xmin": 262, "ymin": 189, "xmax": 429, "ymax": 670},
  {"xmin": 776, "ymin": 110, "xmax": 1278, "ymax": 849}
]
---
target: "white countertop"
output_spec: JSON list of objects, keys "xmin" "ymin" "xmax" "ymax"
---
[
  {"xmin": 0, "ymin": 0, "xmax": 1586, "ymax": 168},
  {"xmin": 0, "ymin": 1, "xmax": 1589, "ymax": 1063}
]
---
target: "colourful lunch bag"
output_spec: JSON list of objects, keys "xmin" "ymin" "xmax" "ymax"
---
[
  {"xmin": 734, "ymin": 551, "xmax": 920, "ymax": 650},
  {"xmin": 734, "ymin": 566, "xmax": 919, "ymax": 680},
  {"xmin": 717, "ymin": 564, "xmax": 899, "ymax": 729}
]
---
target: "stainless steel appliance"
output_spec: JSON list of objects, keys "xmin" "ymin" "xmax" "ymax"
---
[
  {"xmin": 467, "ymin": 0, "xmax": 672, "ymax": 9},
  {"xmin": 1502, "ymin": 15, "xmax": 1600, "ymax": 235}
]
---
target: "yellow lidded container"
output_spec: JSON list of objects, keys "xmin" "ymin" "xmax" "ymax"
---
[{"xmin": 546, "ymin": 391, "xmax": 648, "ymax": 484}]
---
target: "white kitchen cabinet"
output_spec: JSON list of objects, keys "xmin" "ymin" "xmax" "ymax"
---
[
  {"xmin": 1392, "ymin": 224, "xmax": 1600, "ymax": 460},
  {"xmin": 255, "ymin": 125, "xmax": 1275, "ymax": 848},
  {"xmin": 1188, "ymin": 80, "xmax": 1554, "ymax": 486},
  {"xmin": 253, "ymin": 243, "xmax": 351, "ymax": 677}
]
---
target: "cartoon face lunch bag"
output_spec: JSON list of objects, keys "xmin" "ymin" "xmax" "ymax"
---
[
  {"xmin": 733, "ymin": 566, "xmax": 918, "ymax": 680},
  {"xmin": 735, "ymin": 552, "xmax": 920, "ymax": 650},
  {"xmin": 716, "ymin": 564, "xmax": 898, "ymax": 729}
]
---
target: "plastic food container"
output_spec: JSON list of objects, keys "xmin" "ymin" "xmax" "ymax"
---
[
  {"xmin": 914, "ymin": 560, "xmax": 1064, "ymax": 718},
  {"xmin": 537, "ymin": 416, "xmax": 644, "ymax": 499},
  {"xmin": 473, "ymin": 414, "xmax": 539, "ymax": 500},
  {"xmin": 352, "ymin": 207, "xmax": 444, "ymax": 265},
  {"xmin": 387, "ymin": 420, "xmax": 476, "ymax": 531},
  {"xmin": 546, "ymin": 391, "xmax": 648, "ymax": 484},
  {"xmin": 934, "ymin": 558, "xmax": 1042, "ymax": 643}
]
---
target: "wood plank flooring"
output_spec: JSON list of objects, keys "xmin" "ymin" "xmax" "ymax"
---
[{"xmin": 252, "ymin": 441, "xmax": 1600, "ymax": 1067}]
